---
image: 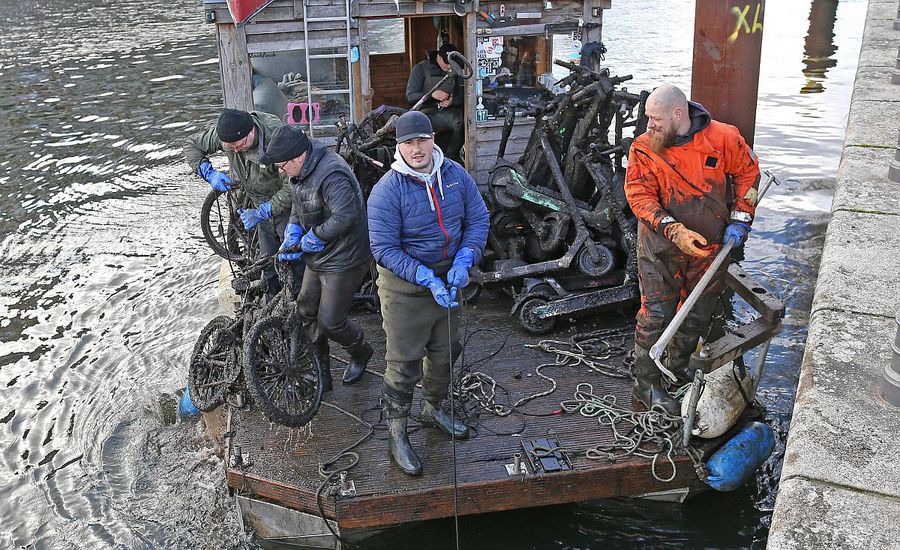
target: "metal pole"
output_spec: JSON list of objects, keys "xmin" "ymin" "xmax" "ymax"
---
[
  {"xmin": 691, "ymin": 0, "xmax": 766, "ymax": 146},
  {"xmin": 889, "ymin": 129, "xmax": 900, "ymax": 183},
  {"xmin": 750, "ymin": 338, "xmax": 771, "ymax": 397},
  {"xmin": 880, "ymin": 312, "xmax": 900, "ymax": 407},
  {"xmin": 649, "ymin": 171, "xmax": 776, "ymax": 381},
  {"xmin": 682, "ymin": 370, "xmax": 705, "ymax": 447},
  {"xmin": 651, "ymin": 240, "xmax": 735, "ymax": 381}
]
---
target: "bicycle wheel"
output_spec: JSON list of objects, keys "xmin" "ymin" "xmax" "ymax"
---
[
  {"xmin": 200, "ymin": 190, "xmax": 247, "ymax": 260},
  {"xmin": 243, "ymin": 315, "xmax": 323, "ymax": 428},
  {"xmin": 188, "ymin": 315, "xmax": 239, "ymax": 411}
]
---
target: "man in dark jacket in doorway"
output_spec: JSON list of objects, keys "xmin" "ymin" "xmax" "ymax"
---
[
  {"xmin": 406, "ymin": 43, "xmax": 465, "ymax": 163},
  {"xmin": 261, "ymin": 124, "xmax": 374, "ymax": 391},
  {"xmin": 367, "ymin": 111, "xmax": 489, "ymax": 476},
  {"xmin": 624, "ymin": 84, "xmax": 760, "ymax": 415},
  {"xmin": 184, "ymin": 108, "xmax": 301, "ymax": 294}
]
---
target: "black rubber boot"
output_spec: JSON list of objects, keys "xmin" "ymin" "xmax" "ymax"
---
[
  {"xmin": 311, "ymin": 339, "xmax": 333, "ymax": 393},
  {"xmin": 632, "ymin": 345, "xmax": 680, "ymax": 416},
  {"xmin": 342, "ymin": 339, "xmax": 373, "ymax": 385},
  {"xmin": 421, "ymin": 400, "xmax": 469, "ymax": 439},
  {"xmin": 667, "ymin": 333, "xmax": 701, "ymax": 385},
  {"xmin": 383, "ymin": 391, "xmax": 422, "ymax": 476}
]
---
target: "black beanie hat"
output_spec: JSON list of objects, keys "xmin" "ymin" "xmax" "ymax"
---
[
  {"xmin": 437, "ymin": 43, "xmax": 459, "ymax": 63},
  {"xmin": 260, "ymin": 124, "xmax": 312, "ymax": 165},
  {"xmin": 216, "ymin": 108, "xmax": 254, "ymax": 142}
]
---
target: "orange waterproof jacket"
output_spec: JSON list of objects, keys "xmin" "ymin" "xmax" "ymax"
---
[{"xmin": 625, "ymin": 118, "xmax": 760, "ymax": 254}]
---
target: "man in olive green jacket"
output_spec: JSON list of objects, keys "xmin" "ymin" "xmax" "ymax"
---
[{"xmin": 184, "ymin": 108, "xmax": 299, "ymax": 293}]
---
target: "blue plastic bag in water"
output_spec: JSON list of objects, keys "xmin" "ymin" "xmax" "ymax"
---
[{"xmin": 178, "ymin": 388, "xmax": 201, "ymax": 419}]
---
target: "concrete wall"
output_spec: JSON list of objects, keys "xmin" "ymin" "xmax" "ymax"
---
[{"xmin": 767, "ymin": 1, "xmax": 900, "ymax": 548}]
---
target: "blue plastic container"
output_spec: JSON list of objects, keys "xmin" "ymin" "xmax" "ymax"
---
[
  {"xmin": 178, "ymin": 388, "xmax": 201, "ymax": 419},
  {"xmin": 704, "ymin": 421, "xmax": 775, "ymax": 492}
]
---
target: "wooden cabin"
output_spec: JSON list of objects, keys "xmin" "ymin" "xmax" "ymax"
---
[{"xmin": 201, "ymin": 0, "xmax": 611, "ymax": 182}]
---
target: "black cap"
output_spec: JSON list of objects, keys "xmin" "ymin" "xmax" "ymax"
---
[
  {"xmin": 216, "ymin": 108, "xmax": 254, "ymax": 142},
  {"xmin": 260, "ymin": 124, "xmax": 312, "ymax": 164},
  {"xmin": 395, "ymin": 111, "xmax": 433, "ymax": 143}
]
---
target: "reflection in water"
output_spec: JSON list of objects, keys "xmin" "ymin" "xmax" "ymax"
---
[{"xmin": 802, "ymin": 0, "xmax": 840, "ymax": 93}]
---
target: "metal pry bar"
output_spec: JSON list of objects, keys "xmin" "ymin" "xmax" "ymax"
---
[{"xmin": 649, "ymin": 171, "xmax": 778, "ymax": 381}]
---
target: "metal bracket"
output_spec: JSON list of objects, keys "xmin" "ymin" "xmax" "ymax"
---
[
  {"xmin": 339, "ymin": 471, "xmax": 357, "ymax": 497},
  {"xmin": 504, "ymin": 453, "xmax": 528, "ymax": 476},
  {"xmin": 522, "ymin": 438, "xmax": 571, "ymax": 473}
]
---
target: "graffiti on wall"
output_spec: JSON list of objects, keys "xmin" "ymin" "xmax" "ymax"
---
[{"xmin": 729, "ymin": 3, "xmax": 764, "ymax": 43}]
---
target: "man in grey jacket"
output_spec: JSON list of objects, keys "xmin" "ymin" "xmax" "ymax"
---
[
  {"xmin": 184, "ymin": 108, "xmax": 299, "ymax": 294},
  {"xmin": 405, "ymin": 43, "xmax": 465, "ymax": 163},
  {"xmin": 262, "ymin": 125, "xmax": 373, "ymax": 391}
]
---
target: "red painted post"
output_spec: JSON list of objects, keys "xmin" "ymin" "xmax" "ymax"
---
[{"xmin": 691, "ymin": 0, "xmax": 766, "ymax": 147}]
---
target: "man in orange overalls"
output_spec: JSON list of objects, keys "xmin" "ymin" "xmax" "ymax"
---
[{"xmin": 624, "ymin": 84, "xmax": 760, "ymax": 414}]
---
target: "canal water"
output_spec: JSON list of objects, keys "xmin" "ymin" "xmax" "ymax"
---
[{"xmin": 0, "ymin": 0, "xmax": 864, "ymax": 548}]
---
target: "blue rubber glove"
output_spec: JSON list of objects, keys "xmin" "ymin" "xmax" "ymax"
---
[
  {"xmin": 723, "ymin": 222, "xmax": 752, "ymax": 247},
  {"xmin": 415, "ymin": 265, "xmax": 459, "ymax": 309},
  {"xmin": 197, "ymin": 161, "xmax": 233, "ymax": 192},
  {"xmin": 237, "ymin": 201, "xmax": 272, "ymax": 230},
  {"xmin": 301, "ymin": 230, "xmax": 326, "ymax": 253},
  {"xmin": 447, "ymin": 247, "xmax": 476, "ymax": 289},
  {"xmin": 277, "ymin": 223, "xmax": 304, "ymax": 261}
]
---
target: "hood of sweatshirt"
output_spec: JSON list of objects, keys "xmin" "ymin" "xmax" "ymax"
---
[
  {"xmin": 390, "ymin": 144, "xmax": 447, "ymax": 211},
  {"xmin": 673, "ymin": 101, "xmax": 712, "ymax": 146}
]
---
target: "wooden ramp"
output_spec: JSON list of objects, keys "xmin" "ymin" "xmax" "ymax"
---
[{"xmin": 224, "ymin": 296, "xmax": 705, "ymax": 533}]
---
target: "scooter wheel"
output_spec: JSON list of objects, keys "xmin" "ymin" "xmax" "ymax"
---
[{"xmin": 517, "ymin": 296, "xmax": 557, "ymax": 334}]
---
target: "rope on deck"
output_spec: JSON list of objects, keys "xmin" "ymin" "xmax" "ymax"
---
[
  {"xmin": 451, "ymin": 326, "xmax": 632, "ymax": 419},
  {"xmin": 560, "ymin": 383, "xmax": 706, "ymax": 483},
  {"xmin": 450, "ymin": 325, "xmax": 706, "ymax": 483}
]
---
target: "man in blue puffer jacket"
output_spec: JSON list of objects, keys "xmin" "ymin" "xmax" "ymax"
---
[{"xmin": 367, "ymin": 111, "xmax": 489, "ymax": 476}]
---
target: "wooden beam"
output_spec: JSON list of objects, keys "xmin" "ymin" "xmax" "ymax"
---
[
  {"xmin": 356, "ymin": 19, "xmax": 373, "ymax": 119},
  {"xmin": 582, "ymin": 0, "xmax": 605, "ymax": 45},
  {"xmin": 464, "ymin": 8, "xmax": 478, "ymax": 171},
  {"xmin": 246, "ymin": 34, "xmax": 360, "ymax": 54},
  {"xmin": 475, "ymin": 23, "xmax": 546, "ymax": 36},
  {"xmin": 334, "ymin": 458, "xmax": 700, "ymax": 529},
  {"xmin": 356, "ymin": 2, "xmax": 457, "ymax": 18},
  {"xmin": 217, "ymin": 23, "xmax": 254, "ymax": 110}
]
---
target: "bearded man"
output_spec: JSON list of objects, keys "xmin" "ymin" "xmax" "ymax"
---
[{"xmin": 624, "ymin": 84, "xmax": 760, "ymax": 414}]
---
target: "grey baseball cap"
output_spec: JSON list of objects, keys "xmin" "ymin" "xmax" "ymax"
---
[{"xmin": 395, "ymin": 111, "xmax": 433, "ymax": 143}]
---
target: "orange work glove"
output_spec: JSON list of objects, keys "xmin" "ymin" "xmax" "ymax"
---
[{"xmin": 665, "ymin": 223, "xmax": 712, "ymax": 258}]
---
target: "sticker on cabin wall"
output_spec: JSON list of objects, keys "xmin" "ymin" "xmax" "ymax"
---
[
  {"xmin": 477, "ymin": 36, "xmax": 505, "ymax": 79},
  {"xmin": 476, "ymin": 96, "xmax": 488, "ymax": 122}
]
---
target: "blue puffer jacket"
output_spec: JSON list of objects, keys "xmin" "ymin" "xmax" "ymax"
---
[{"xmin": 367, "ymin": 146, "xmax": 490, "ymax": 284}]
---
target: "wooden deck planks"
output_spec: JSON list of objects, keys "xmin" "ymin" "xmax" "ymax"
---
[{"xmin": 226, "ymin": 292, "xmax": 702, "ymax": 530}]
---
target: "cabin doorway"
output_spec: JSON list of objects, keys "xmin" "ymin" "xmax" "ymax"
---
[{"xmin": 366, "ymin": 15, "xmax": 467, "ymax": 153}]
